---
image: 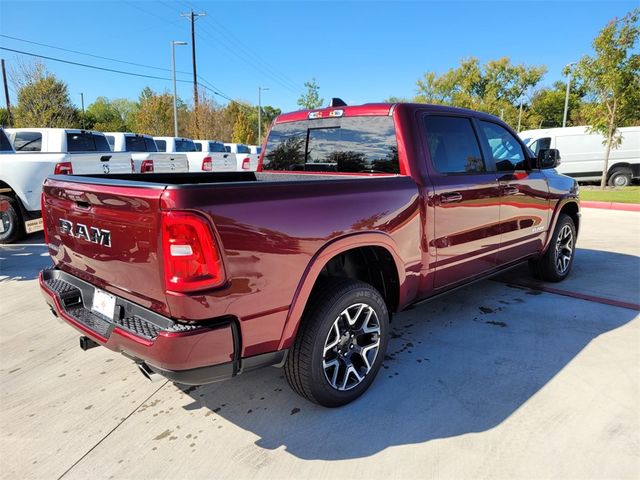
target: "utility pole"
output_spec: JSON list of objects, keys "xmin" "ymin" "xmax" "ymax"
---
[
  {"xmin": 258, "ymin": 87, "xmax": 269, "ymax": 144},
  {"xmin": 1, "ymin": 59, "xmax": 12, "ymax": 127},
  {"xmin": 80, "ymin": 92, "xmax": 85, "ymax": 129},
  {"xmin": 180, "ymin": 10, "xmax": 206, "ymax": 112},
  {"xmin": 562, "ymin": 62, "xmax": 577, "ymax": 128},
  {"xmin": 171, "ymin": 41, "xmax": 188, "ymax": 136}
]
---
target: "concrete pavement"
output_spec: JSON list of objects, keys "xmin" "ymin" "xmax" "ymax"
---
[{"xmin": 1, "ymin": 208, "xmax": 638, "ymax": 479}]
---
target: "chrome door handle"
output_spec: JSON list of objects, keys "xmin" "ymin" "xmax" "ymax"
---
[{"xmin": 441, "ymin": 192, "xmax": 463, "ymax": 203}]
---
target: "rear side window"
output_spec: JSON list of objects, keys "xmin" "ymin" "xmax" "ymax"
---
[
  {"xmin": 13, "ymin": 132, "xmax": 43, "ymax": 151},
  {"xmin": 209, "ymin": 142, "xmax": 226, "ymax": 153},
  {"xmin": 125, "ymin": 135, "xmax": 157, "ymax": 152},
  {"xmin": 194, "ymin": 143, "xmax": 202, "ymax": 152},
  {"xmin": 105, "ymin": 135, "xmax": 115, "ymax": 149},
  {"xmin": 529, "ymin": 137, "xmax": 551, "ymax": 155},
  {"xmin": 424, "ymin": 116, "xmax": 484, "ymax": 174},
  {"xmin": 225, "ymin": 146, "xmax": 231, "ymax": 152},
  {"xmin": 66, "ymin": 132, "xmax": 111, "ymax": 152},
  {"xmin": 263, "ymin": 116, "xmax": 399, "ymax": 173},
  {"xmin": 237, "ymin": 144, "xmax": 250, "ymax": 154},
  {"xmin": 155, "ymin": 140, "xmax": 166, "ymax": 151},
  {"xmin": 478, "ymin": 121, "xmax": 526, "ymax": 171},
  {"xmin": 175, "ymin": 139, "xmax": 196, "ymax": 152}
]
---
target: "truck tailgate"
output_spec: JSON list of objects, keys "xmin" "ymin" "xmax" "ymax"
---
[
  {"xmin": 42, "ymin": 177, "xmax": 170, "ymax": 315},
  {"xmin": 70, "ymin": 152, "xmax": 132, "ymax": 175}
]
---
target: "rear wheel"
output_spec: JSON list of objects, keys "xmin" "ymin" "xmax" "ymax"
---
[
  {"xmin": 529, "ymin": 213, "xmax": 576, "ymax": 282},
  {"xmin": 284, "ymin": 279, "xmax": 389, "ymax": 407},
  {"xmin": 0, "ymin": 195, "xmax": 25, "ymax": 244},
  {"xmin": 607, "ymin": 167, "xmax": 633, "ymax": 187}
]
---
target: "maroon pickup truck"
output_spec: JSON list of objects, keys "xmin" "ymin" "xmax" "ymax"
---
[{"xmin": 39, "ymin": 102, "xmax": 579, "ymax": 407}]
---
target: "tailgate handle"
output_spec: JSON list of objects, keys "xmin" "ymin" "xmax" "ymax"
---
[
  {"xmin": 100, "ymin": 155, "xmax": 112, "ymax": 162},
  {"xmin": 223, "ymin": 154, "xmax": 229, "ymax": 158},
  {"xmin": 75, "ymin": 200, "xmax": 90, "ymax": 209}
]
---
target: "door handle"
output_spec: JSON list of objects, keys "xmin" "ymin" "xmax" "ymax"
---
[
  {"xmin": 440, "ymin": 192, "xmax": 463, "ymax": 203},
  {"xmin": 502, "ymin": 185, "xmax": 519, "ymax": 195}
]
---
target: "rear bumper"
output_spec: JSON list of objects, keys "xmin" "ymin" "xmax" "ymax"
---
[{"xmin": 39, "ymin": 268, "xmax": 286, "ymax": 384}]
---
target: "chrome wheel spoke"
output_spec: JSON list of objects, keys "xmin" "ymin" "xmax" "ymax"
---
[{"xmin": 555, "ymin": 225, "xmax": 574, "ymax": 274}]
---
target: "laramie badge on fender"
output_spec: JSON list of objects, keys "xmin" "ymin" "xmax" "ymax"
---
[{"xmin": 59, "ymin": 219, "xmax": 111, "ymax": 247}]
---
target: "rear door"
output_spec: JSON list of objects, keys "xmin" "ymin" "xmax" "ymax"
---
[
  {"xmin": 42, "ymin": 178, "xmax": 170, "ymax": 315},
  {"xmin": 476, "ymin": 120, "xmax": 550, "ymax": 265},
  {"xmin": 422, "ymin": 114, "xmax": 501, "ymax": 289}
]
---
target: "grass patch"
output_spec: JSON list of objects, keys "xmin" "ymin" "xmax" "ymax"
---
[{"xmin": 580, "ymin": 186, "xmax": 640, "ymax": 204}]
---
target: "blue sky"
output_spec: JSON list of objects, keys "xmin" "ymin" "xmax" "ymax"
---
[{"xmin": 0, "ymin": 0, "xmax": 636, "ymax": 112}]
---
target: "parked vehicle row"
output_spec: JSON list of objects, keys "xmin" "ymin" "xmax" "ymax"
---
[{"xmin": 0, "ymin": 126, "xmax": 263, "ymax": 243}]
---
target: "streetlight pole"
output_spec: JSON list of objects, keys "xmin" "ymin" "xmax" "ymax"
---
[
  {"xmin": 258, "ymin": 87, "xmax": 269, "ymax": 144},
  {"xmin": 562, "ymin": 62, "xmax": 576, "ymax": 128},
  {"xmin": 79, "ymin": 92, "xmax": 85, "ymax": 129},
  {"xmin": 171, "ymin": 40, "xmax": 188, "ymax": 137}
]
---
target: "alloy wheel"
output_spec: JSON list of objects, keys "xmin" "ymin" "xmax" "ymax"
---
[
  {"xmin": 322, "ymin": 303, "xmax": 381, "ymax": 391},
  {"xmin": 555, "ymin": 224, "xmax": 574, "ymax": 274}
]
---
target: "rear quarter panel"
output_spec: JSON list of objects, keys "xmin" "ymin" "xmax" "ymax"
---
[{"xmin": 162, "ymin": 175, "xmax": 423, "ymax": 356}]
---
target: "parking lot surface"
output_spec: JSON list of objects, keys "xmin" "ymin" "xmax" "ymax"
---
[{"xmin": 1, "ymin": 208, "xmax": 638, "ymax": 480}]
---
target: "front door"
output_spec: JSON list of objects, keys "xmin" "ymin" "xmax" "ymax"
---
[
  {"xmin": 423, "ymin": 115, "xmax": 502, "ymax": 289},
  {"xmin": 475, "ymin": 120, "xmax": 550, "ymax": 265}
]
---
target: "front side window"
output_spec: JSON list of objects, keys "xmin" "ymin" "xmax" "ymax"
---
[
  {"xmin": 155, "ymin": 140, "xmax": 166, "ymax": 151},
  {"xmin": 424, "ymin": 116, "xmax": 484, "ymax": 174},
  {"xmin": 528, "ymin": 137, "xmax": 551, "ymax": 155},
  {"xmin": 263, "ymin": 116, "xmax": 399, "ymax": 173},
  {"xmin": 479, "ymin": 121, "xmax": 526, "ymax": 171},
  {"xmin": 13, "ymin": 132, "xmax": 42, "ymax": 151},
  {"xmin": 175, "ymin": 139, "xmax": 196, "ymax": 152}
]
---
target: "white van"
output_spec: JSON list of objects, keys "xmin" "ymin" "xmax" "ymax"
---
[{"xmin": 519, "ymin": 126, "xmax": 640, "ymax": 186}]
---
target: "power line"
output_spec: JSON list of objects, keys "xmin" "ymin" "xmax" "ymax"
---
[
  {"xmin": 0, "ymin": 33, "xmax": 191, "ymax": 76},
  {"xmin": 0, "ymin": 46, "xmax": 254, "ymax": 112}
]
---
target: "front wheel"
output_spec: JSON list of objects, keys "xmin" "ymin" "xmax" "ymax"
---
[
  {"xmin": 607, "ymin": 167, "xmax": 633, "ymax": 187},
  {"xmin": 529, "ymin": 213, "xmax": 576, "ymax": 282},
  {"xmin": 284, "ymin": 279, "xmax": 389, "ymax": 407}
]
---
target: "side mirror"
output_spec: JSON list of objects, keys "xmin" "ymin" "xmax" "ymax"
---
[{"xmin": 537, "ymin": 148, "xmax": 561, "ymax": 169}]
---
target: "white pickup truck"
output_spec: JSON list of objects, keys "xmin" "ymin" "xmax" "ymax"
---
[
  {"xmin": 224, "ymin": 142, "xmax": 259, "ymax": 171},
  {"xmin": 193, "ymin": 140, "xmax": 236, "ymax": 172},
  {"xmin": 105, "ymin": 132, "xmax": 189, "ymax": 173},
  {"xmin": 1, "ymin": 127, "xmax": 132, "ymax": 243},
  {"xmin": 153, "ymin": 136, "xmax": 213, "ymax": 173}
]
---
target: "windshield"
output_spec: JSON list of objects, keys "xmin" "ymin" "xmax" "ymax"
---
[{"xmin": 262, "ymin": 116, "xmax": 399, "ymax": 173}]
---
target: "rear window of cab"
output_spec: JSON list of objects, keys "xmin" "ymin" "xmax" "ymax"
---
[{"xmin": 262, "ymin": 116, "xmax": 399, "ymax": 174}]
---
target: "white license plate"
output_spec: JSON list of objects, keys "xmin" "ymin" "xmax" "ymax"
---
[
  {"xmin": 92, "ymin": 288, "xmax": 116, "ymax": 320},
  {"xmin": 25, "ymin": 218, "xmax": 44, "ymax": 234}
]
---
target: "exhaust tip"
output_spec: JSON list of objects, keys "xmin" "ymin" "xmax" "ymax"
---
[{"xmin": 138, "ymin": 362, "xmax": 162, "ymax": 382}]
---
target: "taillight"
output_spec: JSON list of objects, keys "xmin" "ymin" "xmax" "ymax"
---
[
  {"xmin": 54, "ymin": 162, "xmax": 73, "ymax": 175},
  {"xmin": 141, "ymin": 159, "xmax": 154, "ymax": 173},
  {"xmin": 41, "ymin": 192, "xmax": 49, "ymax": 245},
  {"xmin": 241, "ymin": 158, "xmax": 251, "ymax": 170},
  {"xmin": 161, "ymin": 211, "xmax": 225, "ymax": 292},
  {"xmin": 201, "ymin": 157, "xmax": 212, "ymax": 171}
]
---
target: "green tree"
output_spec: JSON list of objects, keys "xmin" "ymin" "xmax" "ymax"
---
[
  {"xmin": 528, "ymin": 81, "xmax": 586, "ymax": 128},
  {"xmin": 0, "ymin": 108, "xmax": 9, "ymax": 127},
  {"xmin": 131, "ymin": 87, "xmax": 188, "ymax": 136},
  {"xmin": 12, "ymin": 62, "xmax": 79, "ymax": 128},
  {"xmin": 414, "ymin": 57, "xmax": 547, "ymax": 127},
  {"xmin": 86, "ymin": 96, "xmax": 127, "ymax": 131},
  {"xmin": 573, "ymin": 9, "xmax": 640, "ymax": 188},
  {"xmin": 297, "ymin": 78, "xmax": 323, "ymax": 109},
  {"xmin": 232, "ymin": 108, "xmax": 254, "ymax": 144}
]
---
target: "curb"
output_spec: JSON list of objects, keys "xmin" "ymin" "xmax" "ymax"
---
[{"xmin": 580, "ymin": 201, "xmax": 640, "ymax": 212}]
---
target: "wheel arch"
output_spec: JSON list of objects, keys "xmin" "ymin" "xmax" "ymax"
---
[
  {"xmin": 277, "ymin": 232, "xmax": 406, "ymax": 350},
  {"xmin": 542, "ymin": 199, "xmax": 580, "ymax": 254}
]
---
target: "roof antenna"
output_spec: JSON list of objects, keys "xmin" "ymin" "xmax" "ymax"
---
[{"xmin": 329, "ymin": 98, "xmax": 347, "ymax": 107}]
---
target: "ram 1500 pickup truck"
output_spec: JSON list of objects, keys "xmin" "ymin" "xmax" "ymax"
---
[
  {"xmin": 104, "ymin": 132, "xmax": 189, "ymax": 173},
  {"xmin": 1, "ymin": 128, "xmax": 132, "ymax": 244},
  {"xmin": 39, "ymin": 102, "xmax": 579, "ymax": 407},
  {"xmin": 193, "ymin": 140, "xmax": 236, "ymax": 172}
]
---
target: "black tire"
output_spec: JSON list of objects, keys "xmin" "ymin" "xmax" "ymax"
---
[
  {"xmin": 607, "ymin": 167, "xmax": 633, "ymax": 187},
  {"xmin": 0, "ymin": 195, "xmax": 25, "ymax": 244},
  {"xmin": 529, "ymin": 213, "xmax": 576, "ymax": 282},
  {"xmin": 284, "ymin": 278, "xmax": 389, "ymax": 407}
]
